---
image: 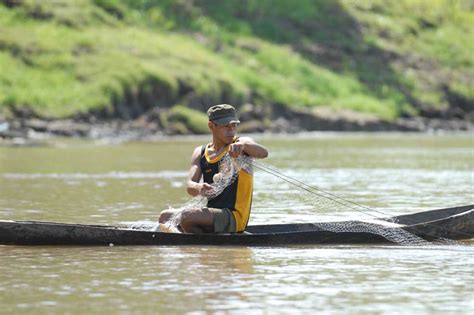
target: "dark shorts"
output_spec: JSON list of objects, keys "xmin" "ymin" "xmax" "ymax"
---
[{"xmin": 207, "ymin": 207, "xmax": 236, "ymax": 233}]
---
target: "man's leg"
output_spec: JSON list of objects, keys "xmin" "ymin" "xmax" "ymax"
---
[
  {"xmin": 159, "ymin": 207, "xmax": 234, "ymax": 234},
  {"xmin": 209, "ymin": 208, "xmax": 236, "ymax": 233},
  {"xmin": 178, "ymin": 207, "xmax": 214, "ymax": 233}
]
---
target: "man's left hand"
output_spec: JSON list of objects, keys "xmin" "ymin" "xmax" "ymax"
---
[{"xmin": 228, "ymin": 142, "xmax": 245, "ymax": 158}]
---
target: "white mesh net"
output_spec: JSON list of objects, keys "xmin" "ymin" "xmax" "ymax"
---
[
  {"xmin": 312, "ymin": 220, "xmax": 428, "ymax": 245},
  {"xmin": 201, "ymin": 154, "xmax": 248, "ymax": 200},
  {"xmin": 130, "ymin": 153, "xmax": 432, "ymax": 245},
  {"xmin": 248, "ymin": 158, "xmax": 430, "ymax": 245}
]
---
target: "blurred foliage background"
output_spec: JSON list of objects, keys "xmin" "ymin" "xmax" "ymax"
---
[{"xmin": 0, "ymin": 0, "xmax": 472, "ymax": 123}]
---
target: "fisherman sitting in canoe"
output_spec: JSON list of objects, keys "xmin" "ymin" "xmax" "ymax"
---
[{"xmin": 158, "ymin": 104, "xmax": 268, "ymax": 233}]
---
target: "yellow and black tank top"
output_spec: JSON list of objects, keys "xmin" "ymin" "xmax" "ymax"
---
[{"xmin": 199, "ymin": 141, "xmax": 253, "ymax": 232}]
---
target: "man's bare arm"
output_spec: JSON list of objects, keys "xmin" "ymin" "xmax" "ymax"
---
[
  {"xmin": 186, "ymin": 146, "xmax": 213, "ymax": 196},
  {"xmin": 229, "ymin": 137, "xmax": 268, "ymax": 159}
]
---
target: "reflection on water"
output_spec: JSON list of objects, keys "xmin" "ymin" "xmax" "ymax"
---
[
  {"xmin": 0, "ymin": 133, "xmax": 473, "ymax": 313},
  {"xmin": 0, "ymin": 246, "xmax": 255, "ymax": 313},
  {"xmin": 1, "ymin": 245, "xmax": 472, "ymax": 313}
]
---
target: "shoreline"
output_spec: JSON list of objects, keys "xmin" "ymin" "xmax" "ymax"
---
[{"xmin": 1, "ymin": 115, "xmax": 472, "ymax": 146}]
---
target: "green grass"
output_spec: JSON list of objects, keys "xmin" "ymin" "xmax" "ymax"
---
[
  {"xmin": 0, "ymin": 0, "xmax": 472, "ymax": 121},
  {"xmin": 166, "ymin": 105, "xmax": 209, "ymax": 134}
]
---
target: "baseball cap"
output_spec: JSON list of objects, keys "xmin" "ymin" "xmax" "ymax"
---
[{"xmin": 207, "ymin": 104, "xmax": 240, "ymax": 125}]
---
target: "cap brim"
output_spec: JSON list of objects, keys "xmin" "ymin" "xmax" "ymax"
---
[{"xmin": 212, "ymin": 117, "xmax": 240, "ymax": 125}]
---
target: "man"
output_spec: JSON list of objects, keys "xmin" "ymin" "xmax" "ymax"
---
[{"xmin": 159, "ymin": 104, "xmax": 268, "ymax": 233}]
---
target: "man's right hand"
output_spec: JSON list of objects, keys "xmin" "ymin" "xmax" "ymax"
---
[{"xmin": 199, "ymin": 183, "xmax": 214, "ymax": 196}]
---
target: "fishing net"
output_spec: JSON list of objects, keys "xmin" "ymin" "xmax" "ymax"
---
[
  {"xmin": 312, "ymin": 221, "xmax": 428, "ymax": 245},
  {"xmin": 201, "ymin": 154, "xmax": 252, "ymax": 200},
  {"xmin": 140, "ymin": 153, "xmax": 430, "ymax": 245},
  {"xmin": 247, "ymin": 158, "xmax": 430, "ymax": 245}
]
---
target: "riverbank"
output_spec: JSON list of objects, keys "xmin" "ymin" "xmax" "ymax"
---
[
  {"xmin": 1, "ymin": 110, "xmax": 472, "ymax": 146},
  {"xmin": 1, "ymin": 1, "xmax": 473, "ymax": 132}
]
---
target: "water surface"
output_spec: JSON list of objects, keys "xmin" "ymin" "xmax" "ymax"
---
[{"xmin": 1, "ymin": 133, "xmax": 473, "ymax": 313}]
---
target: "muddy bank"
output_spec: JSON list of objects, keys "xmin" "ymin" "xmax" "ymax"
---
[{"xmin": 1, "ymin": 105, "xmax": 472, "ymax": 145}]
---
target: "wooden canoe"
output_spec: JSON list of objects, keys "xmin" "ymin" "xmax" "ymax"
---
[{"xmin": 0, "ymin": 204, "xmax": 472, "ymax": 246}]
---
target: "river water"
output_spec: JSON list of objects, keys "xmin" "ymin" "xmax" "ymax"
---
[{"xmin": 0, "ymin": 133, "xmax": 473, "ymax": 314}]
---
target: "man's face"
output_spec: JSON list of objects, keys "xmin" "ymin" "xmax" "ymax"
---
[{"xmin": 209, "ymin": 122, "xmax": 237, "ymax": 144}]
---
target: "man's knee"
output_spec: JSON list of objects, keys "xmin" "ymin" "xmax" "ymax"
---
[
  {"xmin": 179, "ymin": 208, "xmax": 212, "ymax": 233},
  {"xmin": 179, "ymin": 208, "xmax": 199, "ymax": 225},
  {"xmin": 158, "ymin": 210, "xmax": 169, "ymax": 223}
]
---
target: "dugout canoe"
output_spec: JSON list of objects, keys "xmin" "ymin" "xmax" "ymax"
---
[{"xmin": 0, "ymin": 204, "xmax": 472, "ymax": 246}]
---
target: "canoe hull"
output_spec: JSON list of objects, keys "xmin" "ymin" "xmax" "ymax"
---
[
  {"xmin": 0, "ymin": 204, "xmax": 472, "ymax": 246},
  {"xmin": 0, "ymin": 220, "xmax": 389, "ymax": 246}
]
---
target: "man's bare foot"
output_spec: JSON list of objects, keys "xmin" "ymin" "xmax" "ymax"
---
[{"xmin": 159, "ymin": 223, "xmax": 181, "ymax": 233}]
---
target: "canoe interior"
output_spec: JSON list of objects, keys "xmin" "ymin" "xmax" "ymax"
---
[{"xmin": 389, "ymin": 204, "xmax": 474, "ymax": 225}]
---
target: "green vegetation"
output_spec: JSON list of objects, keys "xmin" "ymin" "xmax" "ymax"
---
[
  {"xmin": 165, "ymin": 105, "xmax": 209, "ymax": 134},
  {"xmin": 0, "ymin": 0, "xmax": 472, "ymax": 121}
]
